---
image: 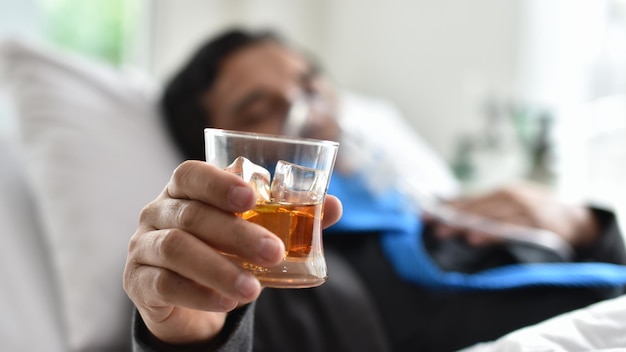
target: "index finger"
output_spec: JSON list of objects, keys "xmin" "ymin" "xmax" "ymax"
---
[{"xmin": 166, "ymin": 160, "xmax": 257, "ymax": 213}]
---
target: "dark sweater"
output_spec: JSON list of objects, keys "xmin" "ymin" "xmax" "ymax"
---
[{"xmin": 133, "ymin": 208, "xmax": 626, "ymax": 352}]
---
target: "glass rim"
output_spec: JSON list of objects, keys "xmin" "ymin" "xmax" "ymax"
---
[{"xmin": 204, "ymin": 128, "xmax": 340, "ymax": 148}]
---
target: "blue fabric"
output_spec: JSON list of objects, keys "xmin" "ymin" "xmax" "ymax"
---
[{"xmin": 325, "ymin": 172, "xmax": 626, "ymax": 290}]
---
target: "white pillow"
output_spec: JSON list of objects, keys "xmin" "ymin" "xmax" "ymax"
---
[
  {"xmin": 0, "ymin": 38, "xmax": 179, "ymax": 351},
  {"xmin": 0, "ymin": 136, "xmax": 64, "ymax": 352},
  {"xmin": 338, "ymin": 91, "xmax": 459, "ymax": 199}
]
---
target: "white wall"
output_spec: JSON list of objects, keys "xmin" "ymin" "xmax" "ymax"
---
[
  {"xmin": 327, "ymin": 0, "xmax": 524, "ymax": 160},
  {"xmin": 148, "ymin": 0, "xmax": 523, "ymax": 161},
  {"xmin": 5, "ymin": 0, "xmax": 622, "ymax": 202}
]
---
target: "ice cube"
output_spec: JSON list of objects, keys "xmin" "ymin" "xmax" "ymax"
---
[
  {"xmin": 224, "ymin": 156, "xmax": 271, "ymax": 203},
  {"xmin": 271, "ymin": 160, "xmax": 328, "ymax": 204}
]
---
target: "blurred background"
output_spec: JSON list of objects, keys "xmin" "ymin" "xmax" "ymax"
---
[{"xmin": 1, "ymin": 0, "xmax": 625, "ymax": 215}]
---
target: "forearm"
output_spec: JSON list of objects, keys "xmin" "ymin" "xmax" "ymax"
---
[{"xmin": 132, "ymin": 304, "xmax": 255, "ymax": 352}]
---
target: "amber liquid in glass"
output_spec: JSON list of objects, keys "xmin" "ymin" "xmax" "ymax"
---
[{"xmin": 240, "ymin": 202, "xmax": 322, "ymax": 257}]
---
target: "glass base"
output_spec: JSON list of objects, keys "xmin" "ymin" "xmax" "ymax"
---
[
  {"xmin": 256, "ymin": 273, "xmax": 326, "ymax": 288},
  {"xmin": 227, "ymin": 254, "xmax": 327, "ymax": 289}
]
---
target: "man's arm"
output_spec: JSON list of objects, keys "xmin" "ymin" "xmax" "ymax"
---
[
  {"xmin": 132, "ymin": 304, "xmax": 255, "ymax": 352},
  {"xmin": 124, "ymin": 161, "xmax": 343, "ymax": 347},
  {"xmin": 430, "ymin": 184, "xmax": 623, "ymax": 254}
]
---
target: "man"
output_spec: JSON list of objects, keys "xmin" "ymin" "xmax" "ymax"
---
[{"xmin": 124, "ymin": 28, "xmax": 626, "ymax": 351}]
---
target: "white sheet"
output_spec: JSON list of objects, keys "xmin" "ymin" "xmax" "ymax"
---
[{"xmin": 461, "ymin": 294, "xmax": 626, "ymax": 351}]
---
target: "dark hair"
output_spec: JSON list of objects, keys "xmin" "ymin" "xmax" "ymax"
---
[{"xmin": 160, "ymin": 28, "xmax": 282, "ymax": 160}]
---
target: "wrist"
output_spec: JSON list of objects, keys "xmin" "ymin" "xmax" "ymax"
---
[{"xmin": 571, "ymin": 207, "xmax": 600, "ymax": 248}]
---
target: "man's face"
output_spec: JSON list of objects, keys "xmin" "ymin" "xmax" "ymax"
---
[{"xmin": 204, "ymin": 40, "xmax": 340, "ymax": 140}]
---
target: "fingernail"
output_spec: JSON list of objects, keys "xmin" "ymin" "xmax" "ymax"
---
[
  {"xmin": 259, "ymin": 237, "xmax": 283, "ymax": 262},
  {"xmin": 229, "ymin": 185, "xmax": 254, "ymax": 209},
  {"xmin": 235, "ymin": 274, "xmax": 260, "ymax": 299}
]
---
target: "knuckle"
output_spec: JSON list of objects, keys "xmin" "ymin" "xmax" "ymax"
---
[
  {"xmin": 498, "ymin": 186, "xmax": 517, "ymax": 198},
  {"xmin": 156, "ymin": 228, "xmax": 187, "ymax": 259},
  {"xmin": 496, "ymin": 186, "xmax": 526, "ymax": 206},
  {"xmin": 171, "ymin": 160, "xmax": 199, "ymax": 187},
  {"xmin": 123, "ymin": 263, "xmax": 149, "ymax": 303},
  {"xmin": 122, "ymin": 262, "xmax": 136, "ymax": 295},
  {"xmin": 138, "ymin": 200, "xmax": 159, "ymax": 225},
  {"xmin": 127, "ymin": 231, "xmax": 142, "ymax": 254},
  {"xmin": 152, "ymin": 268, "xmax": 185, "ymax": 303},
  {"xmin": 151, "ymin": 269, "xmax": 174, "ymax": 301},
  {"xmin": 124, "ymin": 233, "xmax": 153, "ymax": 296},
  {"xmin": 175, "ymin": 200, "xmax": 203, "ymax": 229}
]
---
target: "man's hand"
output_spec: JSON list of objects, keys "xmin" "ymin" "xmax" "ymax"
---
[
  {"xmin": 123, "ymin": 161, "xmax": 342, "ymax": 344},
  {"xmin": 427, "ymin": 183, "xmax": 599, "ymax": 248}
]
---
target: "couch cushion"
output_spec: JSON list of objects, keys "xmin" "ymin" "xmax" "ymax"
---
[
  {"xmin": 0, "ymin": 136, "xmax": 64, "ymax": 351},
  {"xmin": 0, "ymin": 38, "xmax": 179, "ymax": 351}
]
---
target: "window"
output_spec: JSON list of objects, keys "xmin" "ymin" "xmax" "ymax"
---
[{"xmin": 38, "ymin": 0, "xmax": 143, "ymax": 66}]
